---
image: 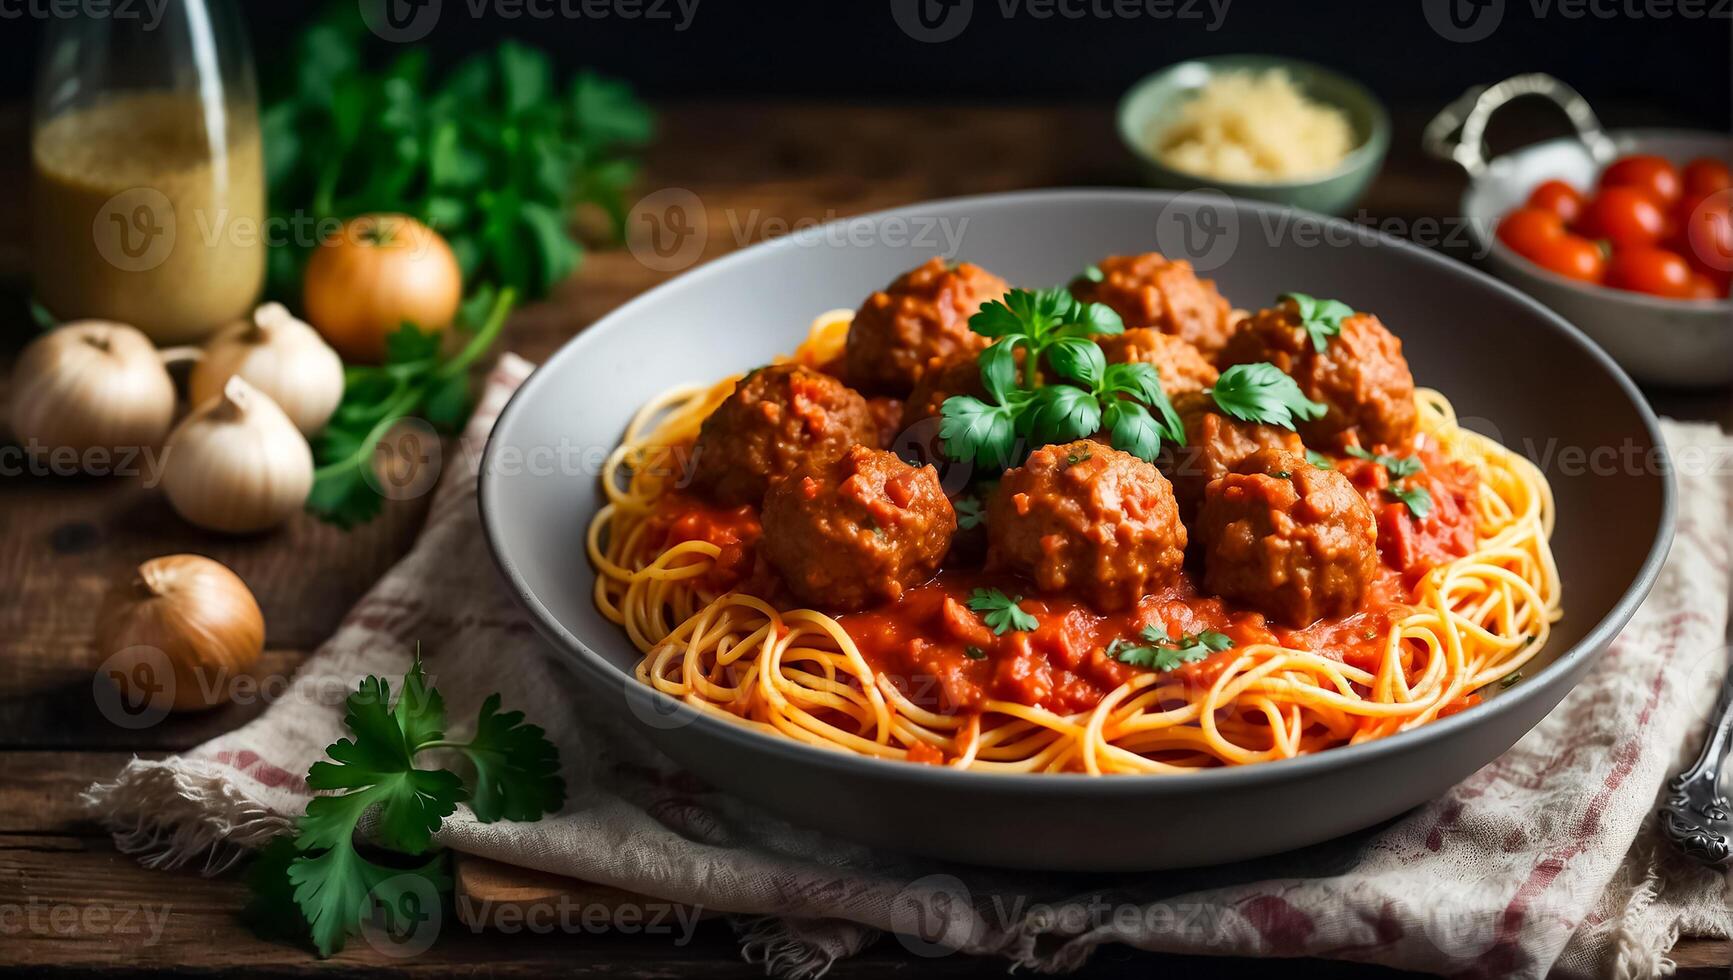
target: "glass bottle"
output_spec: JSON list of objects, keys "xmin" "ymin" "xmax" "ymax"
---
[{"xmin": 31, "ymin": 0, "xmax": 263, "ymax": 345}]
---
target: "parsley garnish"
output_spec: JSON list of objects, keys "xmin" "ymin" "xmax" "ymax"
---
[
  {"xmin": 1346, "ymin": 445, "xmax": 1422, "ymax": 480},
  {"xmin": 938, "ymin": 288, "xmax": 1185, "ymax": 469},
  {"xmin": 954, "ymin": 497, "xmax": 985, "ymax": 531},
  {"xmin": 1108, "ymin": 624, "xmax": 1235, "ymax": 672},
  {"xmin": 963, "ymin": 645, "xmax": 988, "ymax": 660},
  {"xmin": 1305, "ymin": 449, "xmax": 1335, "ymax": 470},
  {"xmin": 1205, "ymin": 363, "xmax": 1327, "ymax": 431},
  {"xmin": 1281, "ymin": 292, "xmax": 1354, "ymax": 352},
  {"xmin": 1384, "ymin": 485, "xmax": 1435, "ymax": 519},
  {"xmin": 308, "ymin": 288, "xmax": 517, "ymax": 527},
  {"xmin": 1066, "ymin": 448, "xmax": 1093, "ymax": 466},
  {"xmin": 966, "ymin": 588, "xmax": 1038, "ymax": 635},
  {"xmin": 1079, "ymin": 264, "xmax": 1105, "ymax": 283},
  {"xmin": 1498, "ymin": 671, "xmax": 1524, "ymax": 689},
  {"xmin": 245, "ymin": 659, "xmax": 563, "ymax": 957}
]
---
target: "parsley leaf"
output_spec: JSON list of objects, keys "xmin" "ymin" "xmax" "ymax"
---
[
  {"xmin": 963, "ymin": 645, "xmax": 988, "ymax": 660},
  {"xmin": 1046, "ymin": 336, "xmax": 1107, "ymax": 388},
  {"xmin": 953, "ymin": 495, "xmax": 986, "ymax": 530},
  {"xmin": 966, "ymin": 588, "xmax": 1038, "ymax": 635},
  {"xmin": 1079, "ymin": 264, "xmax": 1105, "ymax": 283},
  {"xmin": 1109, "ymin": 624, "xmax": 1235, "ymax": 672},
  {"xmin": 1384, "ymin": 485, "xmax": 1435, "ymax": 519},
  {"xmin": 939, "ymin": 395, "xmax": 1021, "ymax": 469},
  {"xmin": 1207, "ymin": 363, "xmax": 1327, "ymax": 431},
  {"xmin": 310, "ymin": 289, "xmax": 517, "ymax": 527},
  {"xmin": 456, "ymin": 695, "xmax": 566, "ymax": 823},
  {"xmin": 1306, "ymin": 449, "xmax": 1335, "ymax": 470},
  {"xmin": 1281, "ymin": 292, "xmax": 1355, "ymax": 352},
  {"xmin": 1346, "ymin": 445, "xmax": 1423, "ymax": 480},
  {"xmin": 1022, "ymin": 384, "xmax": 1102, "ymax": 446},
  {"xmin": 251, "ymin": 658, "xmax": 564, "ymax": 957}
]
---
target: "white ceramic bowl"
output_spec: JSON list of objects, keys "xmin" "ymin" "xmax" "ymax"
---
[{"xmin": 1428, "ymin": 75, "xmax": 1732, "ymax": 388}]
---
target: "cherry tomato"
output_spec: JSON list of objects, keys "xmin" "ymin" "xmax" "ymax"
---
[
  {"xmin": 1685, "ymin": 273, "xmax": 1725, "ymax": 300},
  {"xmin": 1526, "ymin": 179, "xmax": 1585, "ymax": 224},
  {"xmin": 1578, "ymin": 187, "xmax": 1667, "ymax": 249},
  {"xmin": 1497, "ymin": 207, "xmax": 1606, "ymax": 282},
  {"xmin": 1680, "ymin": 189, "xmax": 1733, "ymax": 277},
  {"xmin": 1604, "ymin": 248, "xmax": 1695, "ymax": 298},
  {"xmin": 1681, "ymin": 157, "xmax": 1731, "ymax": 198},
  {"xmin": 1497, "ymin": 207, "xmax": 1563, "ymax": 257},
  {"xmin": 1599, "ymin": 154, "xmax": 1682, "ymax": 206}
]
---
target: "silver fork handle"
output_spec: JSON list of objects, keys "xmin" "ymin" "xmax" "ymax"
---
[{"xmin": 1658, "ymin": 665, "xmax": 1733, "ymax": 866}]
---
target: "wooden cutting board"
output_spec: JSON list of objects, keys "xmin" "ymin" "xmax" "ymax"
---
[{"xmin": 453, "ymin": 854, "xmax": 715, "ymax": 929}]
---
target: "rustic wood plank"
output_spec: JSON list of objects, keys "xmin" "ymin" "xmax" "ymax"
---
[
  {"xmin": 0, "ymin": 649, "xmax": 311, "ymax": 751},
  {"xmin": 0, "ymin": 752, "xmax": 145, "ymax": 834}
]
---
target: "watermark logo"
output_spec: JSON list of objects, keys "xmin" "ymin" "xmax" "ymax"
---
[
  {"xmin": 891, "ymin": 0, "xmax": 974, "ymax": 41},
  {"xmin": 363, "ymin": 417, "xmax": 445, "ymax": 501},
  {"xmin": 1415, "ymin": 877, "xmax": 1499, "ymax": 959},
  {"xmin": 620, "ymin": 671, "xmax": 702, "ymax": 731},
  {"xmin": 891, "ymin": 873, "xmax": 976, "ymax": 957},
  {"xmin": 1423, "ymin": 0, "xmax": 1505, "ymax": 41},
  {"xmin": 360, "ymin": 872, "xmax": 444, "ymax": 958},
  {"xmin": 628, "ymin": 188, "xmax": 708, "ymax": 272},
  {"xmin": 360, "ymin": 0, "xmax": 444, "ymax": 41},
  {"xmin": 1156, "ymin": 189, "xmax": 1240, "ymax": 272},
  {"xmin": 92, "ymin": 645, "xmax": 176, "ymax": 730},
  {"xmin": 94, "ymin": 187, "xmax": 175, "ymax": 273}
]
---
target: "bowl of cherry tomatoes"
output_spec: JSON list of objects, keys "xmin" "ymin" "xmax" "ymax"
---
[{"xmin": 1428, "ymin": 74, "xmax": 1731, "ymax": 387}]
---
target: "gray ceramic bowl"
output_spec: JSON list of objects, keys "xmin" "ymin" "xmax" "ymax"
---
[
  {"xmin": 1117, "ymin": 55, "xmax": 1391, "ymax": 215},
  {"xmin": 480, "ymin": 189, "xmax": 1672, "ymax": 872},
  {"xmin": 1427, "ymin": 74, "xmax": 1733, "ymax": 387}
]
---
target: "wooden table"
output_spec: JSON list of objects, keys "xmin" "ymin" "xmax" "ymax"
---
[{"xmin": 2, "ymin": 101, "xmax": 1727, "ymax": 977}]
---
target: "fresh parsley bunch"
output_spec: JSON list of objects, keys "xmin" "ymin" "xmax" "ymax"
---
[
  {"xmin": 247, "ymin": 659, "xmax": 564, "ymax": 957},
  {"xmin": 261, "ymin": 5, "xmax": 654, "ymax": 301},
  {"xmin": 938, "ymin": 288, "xmax": 1185, "ymax": 469},
  {"xmin": 1206, "ymin": 363, "xmax": 1328, "ymax": 431},
  {"xmin": 307, "ymin": 288, "xmax": 517, "ymax": 527}
]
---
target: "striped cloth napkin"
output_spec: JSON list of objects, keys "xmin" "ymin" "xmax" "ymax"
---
[{"xmin": 87, "ymin": 355, "xmax": 1732, "ymax": 979}]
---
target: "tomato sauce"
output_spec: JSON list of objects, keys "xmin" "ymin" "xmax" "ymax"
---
[
  {"xmin": 644, "ymin": 494, "xmax": 763, "ymax": 591},
  {"xmin": 647, "ymin": 430, "xmax": 1479, "ymax": 719},
  {"xmin": 1332, "ymin": 434, "xmax": 1480, "ymax": 584}
]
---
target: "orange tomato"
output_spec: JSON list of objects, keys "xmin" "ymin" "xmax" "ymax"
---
[
  {"xmin": 1604, "ymin": 248, "xmax": 1694, "ymax": 298},
  {"xmin": 1599, "ymin": 154, "xmax": 1682, "ymax": 206},
  {"xmin": 303, "ymin": 214, "xmax": 464, "ymax": 363},
  {"xmin": 1526, "ymin": 180, "xmax": 1585, "ymax": 224}
]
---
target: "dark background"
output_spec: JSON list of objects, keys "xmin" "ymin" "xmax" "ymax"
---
[{"xmin": 5, "ymin": 0, "xmax": 1731, "ymax": 123}]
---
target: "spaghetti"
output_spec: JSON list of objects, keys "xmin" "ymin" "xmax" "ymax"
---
[{"xmin": 587, "ymin": 313, "xmax": 1561, "ymax": 775}]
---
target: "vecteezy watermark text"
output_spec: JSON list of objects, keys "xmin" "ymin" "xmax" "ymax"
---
[
  {"xmin": 0, "ymin": 0, "xmax": 169, "ymax": 28},
  {"xmin": 892, "ymin": 0, "xmax": 1231, "ymax": 43},
  {"xmin": 360, "ymin": 0, "xmax": 699, "ymax": 42}
]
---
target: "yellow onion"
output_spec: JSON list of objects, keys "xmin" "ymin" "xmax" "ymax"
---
[{"xmin": 95, "ymin": 554, "xmax": 265, "ymax": 711}]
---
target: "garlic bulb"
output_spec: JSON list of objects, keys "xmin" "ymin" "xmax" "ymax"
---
[
  {"xmin": 8, "ymin": 320, "xmax": 176, "ymax": 456},
  {"xmin": 162, "ymin": 376, "xmax": 314, "ymax": 533},
  {"xmin": 189, "ymin": 303, "xmax": 344, "ymax": 436},
  {"xmin": 96, "ymin": 554, "xmax": 265, "ymax": 712}
]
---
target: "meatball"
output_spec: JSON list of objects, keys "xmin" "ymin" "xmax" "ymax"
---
[
  {"xmin": 1198, "ymin": 448, "xmax": 1378, "ymax": 627},
  {"xmin": 1071, "ymin": 253, "xmax": 1237, "ymax": 359},
  {"xmin": 845, "ymin": 258, "xmax": 1010, "ymax": 396},
  {"xmin": 760, "ymin": 445, "xmax": 955, "ymax": 611},
  {"xmin": 866, "ymin": 396, "xmax": 904, "ymax": 450},
  {"xmin": 690, "ymin": 364, "xmax": 876, "ymax": 506},
  {"xmin": 1096, "ymin": 328, "xmax": 1218, "ymax": 397},
  {"xmin": 1160, "ymin": 391, "xmax": 1305, "ymax": 520},
  {"xmin": 987, "ymin": 441, "xmax": 1187, "ymax": 612},
  {"xmin": 1218, "ymin": 300, "xmax": 1418, "ymax": 448},
  {"xmin": 901, "ymin": 352, "xmax": 985, "ymax": 431}
]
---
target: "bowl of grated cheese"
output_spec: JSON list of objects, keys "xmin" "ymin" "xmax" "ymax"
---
[{"xmin": 1118, "ymin": 55, "xmax": 1390, "ymax": 215}]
